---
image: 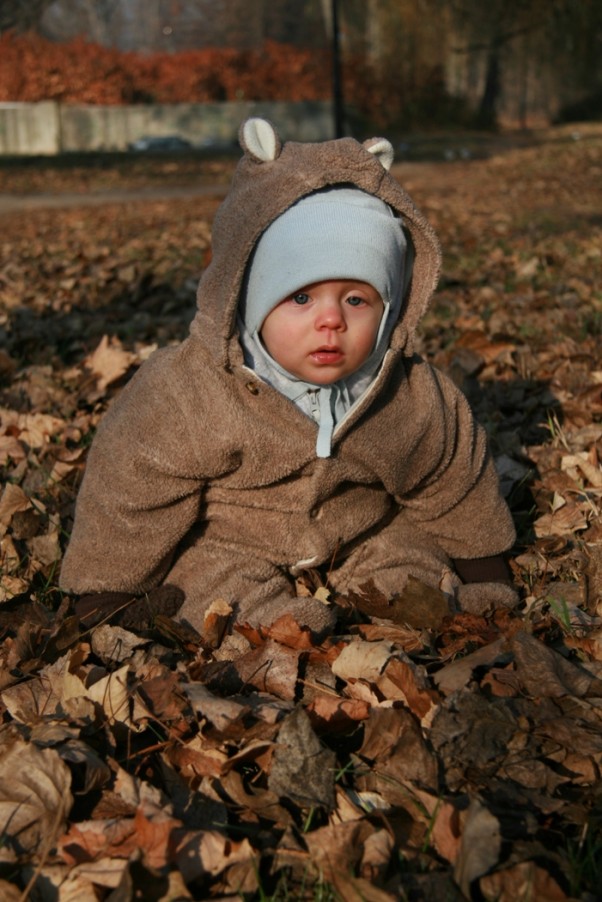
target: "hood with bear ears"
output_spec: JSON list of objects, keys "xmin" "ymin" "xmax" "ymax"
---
[{"xmin": 189, "ymin": 118, "xmax": 442, "ymax": 369}]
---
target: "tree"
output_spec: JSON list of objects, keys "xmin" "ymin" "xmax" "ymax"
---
[
  {"xmin": 448, "ymin": 0, "xmax": 546, "ymax": 127},
  {"xmin": 0, "ymin": 0, "xmax": 56, "ymax": 33},
  {"xmin": 448, "ymin": 0, "xmax": 602, "ymax": 127}
]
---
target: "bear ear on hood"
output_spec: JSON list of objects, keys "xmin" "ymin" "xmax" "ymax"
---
[
  {"xmin": 363, "ymin": 137, "xmax": 394, "ymax": 171},
  {"xmin": 240, "ymin": 118, "xmax": 282, "ymax": 162}
]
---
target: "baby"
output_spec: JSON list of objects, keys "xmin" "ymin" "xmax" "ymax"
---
[{"xmin": 60, "ymin": 118, "xmax": 517, "ymax": 635}]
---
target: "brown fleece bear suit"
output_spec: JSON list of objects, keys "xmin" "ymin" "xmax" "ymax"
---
[{"xmin": 60, "ymin": 119, "xmax": 516, "ymax": 632}]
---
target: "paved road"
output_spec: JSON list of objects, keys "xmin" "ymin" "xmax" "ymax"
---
[
  {"xmin": 0, "ymin": 161, "xmax": 450, "ymax": 215},
  {"xmin": 0, "ymin": 182, "xmax": 228, "ymax": 214}
]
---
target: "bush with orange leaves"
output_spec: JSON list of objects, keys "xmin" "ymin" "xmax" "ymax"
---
[{"xmin": 0, "ymin": 32, "xmax": 332, "ymax": 104}]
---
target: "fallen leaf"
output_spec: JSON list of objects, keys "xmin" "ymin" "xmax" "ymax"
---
[
  {"xmin": 433, "ymin": 638, "xmax": 509, "ymax": 695},
  {"xmin": 90, "ymin": 623, "xmax": 148, "ymax": 663},
  {"xmin": 534, "ymin": 501, "xmax": 590, "ymax": 537},
  {"xmin": 84, "ymin": 334, "xmax": 134, "ymax": 393},
  {"xmin": 0, "ymin": 738, "xmax": 73, "ymax": 862},
  {"xmin": 174, "ymin": 830, "xmax": 257, "ymax": 891},
  {"xmin": 306, "ymin": 694, "xmax": 371, "ymax": 733},
  {"xmin": 0, "ymin": 482, "xmax": 31, "ymax": 535},
  {"xmin": 331, "ymin": 638, "xmax": 395, "ymax": 682},
  {"xmin": 202, "ymin": 597, "xmax": 233, "ymax": 647},
  {"xmin": 184, "ymin": 682, "xmax": 253, "ymax": 732},
  {"xmin": 376, "ymin": 656, "xmax": 440, "ymax": 722},
  {"xmin": 453, "ymin": 799, "xmax": 502, "ymax": 897},
  {"xmin": 65, "ymin": 858, "xmax": 129, "ymax": 891},
  {"xmin": 268, "ymin": 706, "xmax": 336, "ymax": 809},
  {"xmin": 345, "ymin": 576, "xmax": 450, "ymax": 628},
  {"xmin": 229, "ymin": 637, "xmax": 301, "ymax": 699},
  {"xmin": 511, "ymin": 630, "xmax": 602, "ymax": 698},
  {"xmin": 358, "ymin": 706, "xmax": 439, "ymax": 794},
  {"xmin": 479, "ymin": 860, "xmax": 569, "ymax": 901}
]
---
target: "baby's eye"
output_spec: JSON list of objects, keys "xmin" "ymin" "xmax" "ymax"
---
[
  {"xmin": 346, "ymin": 295, "xmax": 366, "ymax": 307},
  {"xmin": 290, "ymin": 292, "xmax": 310, "ymax": 305}
]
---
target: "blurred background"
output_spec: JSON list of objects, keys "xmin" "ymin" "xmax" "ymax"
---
[{"xmin": 1, "ymin": 0, "xmax": 601, "ymax": 154}]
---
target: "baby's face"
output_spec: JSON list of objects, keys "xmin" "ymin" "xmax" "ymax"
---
[{"xmin": 260, "ymin": 279, "xmax": 384, "ymax": 384}]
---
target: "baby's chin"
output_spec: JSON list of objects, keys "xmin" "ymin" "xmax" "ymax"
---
[{"xmin": 294, "ymin": 368, "xmax": 345, "ymax": 385}]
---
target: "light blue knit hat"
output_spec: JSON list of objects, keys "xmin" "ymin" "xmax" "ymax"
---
[{"xmin": 243, "ymin": 187, "xmax": 407, "ymax": 335}]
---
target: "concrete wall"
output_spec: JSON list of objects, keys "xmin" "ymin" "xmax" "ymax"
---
[
  {"xmin": 0, "ymin": 100, "xmax": 334, "ymax": 155},
  {"xmin": 0, "ymin": 102, "xmax": 61, "ymax": 155}
]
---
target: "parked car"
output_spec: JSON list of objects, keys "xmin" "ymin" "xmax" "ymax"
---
[{"xmin": 128, "ymin": 135, "xmax": 192, "ymax": 152}]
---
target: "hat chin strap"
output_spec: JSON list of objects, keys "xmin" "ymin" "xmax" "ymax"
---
[{"xmin": 316, "ymin": 387, "xmax": 335, "ymax": 458}]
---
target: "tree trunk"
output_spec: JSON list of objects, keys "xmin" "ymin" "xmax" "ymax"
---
[
  {"xmin": 0, "ymin": 0, "xmax": 56, "ymax": 33},
  {"xmin": 476, "ymin": 43, "xmax": 500, "ymax": 128}
]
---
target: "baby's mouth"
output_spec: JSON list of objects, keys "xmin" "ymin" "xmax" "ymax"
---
[{"xmin": 311, "ymin": 346, "xmax": 343, "ymax": 363}]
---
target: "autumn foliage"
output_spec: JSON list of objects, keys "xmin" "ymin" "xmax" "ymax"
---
[{"xmin": 0, "ymin": 31, "xmax": 332, "ymax": 104}]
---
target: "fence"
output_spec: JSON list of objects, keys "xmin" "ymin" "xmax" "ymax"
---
[{"xmin": 0, "ymin": 100, "xmax": 334, "ymax": 155}]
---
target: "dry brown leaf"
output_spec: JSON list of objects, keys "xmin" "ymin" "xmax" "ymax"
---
[
  {"xmin": 359, "ymin": 706, "xmax": 439, "ymax": 795},
  {"xmin": 174, "ymin": 830, "xmax": 257, "ymax": 890},
  {"xmin": 84, "ymin": 334, "xmax": 134, "ymax": 393},
  {"xmin": 511, "ymin": 630, "xmax": 602, "ymax": 698},
  {"xmin": 304, "ymin": 820, "xmax": 368, "ymax": 883},
  {"xmin": 230, "ymin": 637, "xmax": 301, "ymax": 699},
  {"xmin": 184, "ymin": 682, "xmax": 252, "ymax": 731},
  {"xmin": 376, "ymin": 656, "xmax": 440, "ymax": 722},
  {"xmin": 480, "ymin": 666, "xmax": 522, "ymax": 697},
  {"xmin": 26, "ymin": 527, "xmax": 61, "ymax": 569},
  {"xmin": 0, "ymin": 573, "xmax": 28, "ymax": 601},
  {"xmin": 0, "ymin": 738, "xmax": 73, "ymax": 862},
  {"xmin": 0, "ymin": 879, "xmax": 27, "ymax": 902},
  {"xmin": 306, "ymin": 694, "xmax": 371, "ymax": 733},
  {"xmin": 1, "ymin": 409, "xmax": 66, "ymax": 448},
  {"xmin": 168, "ymin": 736, "xmax": 229, "ymax": 779},
  {"xmin": 268, "ymin": 706, "xmax": 336, "ymax": 809},
  {"xmin": 534, "ymin": 500, "xmax": 590, "ymax": 537},
  {"xmin": 453, "ymin": 799, "xmax": 502, "ymax": 897},
  {"xmin": 202, "ymin": 597, "xmax": 233, "ymax": 647},
  {"xmin": 57, "ymin": 861, "xmax": 127, "ymax": 894},
  {"xmin": 128, "ymin": 807, "xmax": 182, "ymax": 870},
  {"xmin": 479, "ymin": 860, "xmax": 569, "ymax": 901},
  {"xmin": 218, "ymin": 769, "xmax": 292, "ymax": 825},
  {"xmin": 455, "ymin": 329, "xmax": 516, "ymax": 365},
  {"xmin": 0, "ymin": 482, "xmax": 31, "ymax": 535},
  {"xmin": 137, "ymin": 668, "xmax": 188, "ymax": 721},
  {"xmin": 83, "ymin": 664, "xmax": 149, "ymax": 728},
  {"xmin": 90, "ymin": 623, "xmax": 148, "ymax": 663},
  {"xmin": 407, "ymin": 787, "xmax": 463, "ymax": 865},
  {"xmin": 0, "ymin": 433, "xmax": 26, "ymax": 464},
  {"xmin": 433, "ymin": 638, "xmax": 508, "ymax": 695},
  {"xmin": 59, "ymin": 818, "xmax": 135, "ymax": 865},
  {"xmin": 347, "ymin": 576, "xmax": 450, "ymax": 628},
  {"xmin": 354, "ymin": 621, "xmax": 426, "ymax": 652},
  {"xmin": 221, "ymin": 738, "xmax": 274, "ymax": 775},
  {"xmin": 331, "ymin": 638, "xmax": 395, "ymax": 682},
  {"xmin": 263, "ymin": 612, "xmax": 317, "ymax": 649}
]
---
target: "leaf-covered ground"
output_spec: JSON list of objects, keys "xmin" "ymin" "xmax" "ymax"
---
[{"xmin": 0, "ymin": 126, "xmax": 601, "ymax": 901}]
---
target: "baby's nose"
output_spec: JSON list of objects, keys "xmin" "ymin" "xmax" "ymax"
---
[{"xmin": 315, "ymin": 299, "xmax": 344, "ymax": 328}]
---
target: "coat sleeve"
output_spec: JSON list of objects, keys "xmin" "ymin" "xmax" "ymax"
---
[
  {"xmin": 399, "ymin": 366, "xmax": 516, "ymax": 561},
  {"xmin": 60, "ymin": 352, "xmax": 213, "ymax": 595}
]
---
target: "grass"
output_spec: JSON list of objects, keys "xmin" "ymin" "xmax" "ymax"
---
[{"xmin": 565, "ymin": 821, "xmax": 602, "ymax": 899}]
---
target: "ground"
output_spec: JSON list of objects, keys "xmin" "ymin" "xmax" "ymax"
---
[{"xmin": 0, "ymin": 125, "xmax": 601, "ymax": 901}]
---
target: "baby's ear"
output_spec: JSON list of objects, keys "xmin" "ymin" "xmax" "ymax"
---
[
  {"xmin": 239, "ymin": 118, "xmax": 282, "ymax": 162},
  {"xmin": 363, "ymin": 137, "xmax": 394, "ymax": 171}
]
